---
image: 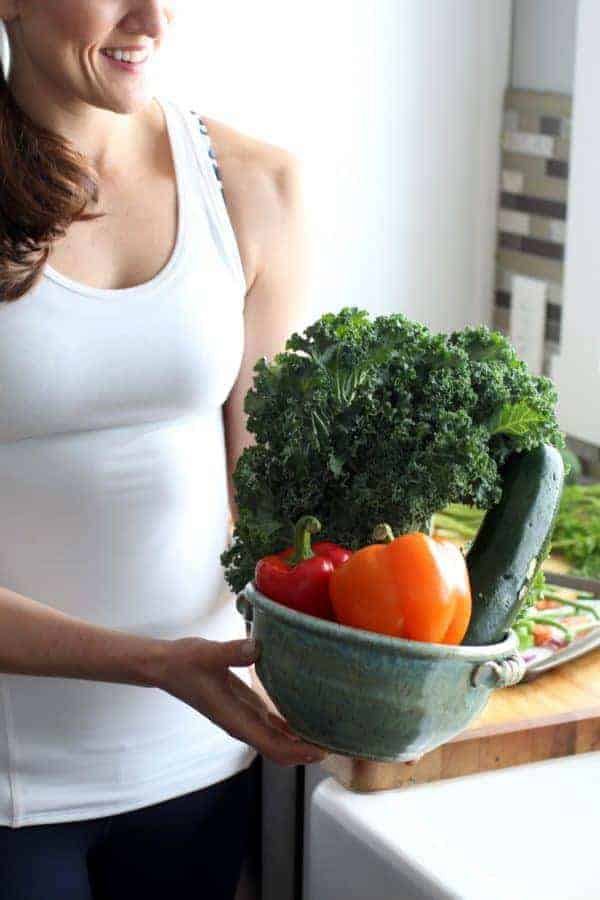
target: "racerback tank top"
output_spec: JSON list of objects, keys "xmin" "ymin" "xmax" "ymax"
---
[{"xmin": 0, "ymin": 94, "xmax": 257, "ymax": 827}]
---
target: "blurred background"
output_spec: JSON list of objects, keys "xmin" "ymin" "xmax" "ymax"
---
[{"xmin": 158, "ymin": 0, "xmax": 597, "ymax": 476}]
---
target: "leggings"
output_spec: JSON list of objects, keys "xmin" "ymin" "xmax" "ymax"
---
[{"xmin": 0, "ymin": 757, "xmax": 260, "ymax": 900}]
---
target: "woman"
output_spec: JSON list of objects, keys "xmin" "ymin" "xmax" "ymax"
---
[{"xmin": 0, "ymin": 1, "xmax": 327, "ymax": 897}]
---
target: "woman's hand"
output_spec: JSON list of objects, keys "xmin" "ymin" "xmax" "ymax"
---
[{"xmin": 157, "ymin": 636, "xmax": 329, "ymax": 767}]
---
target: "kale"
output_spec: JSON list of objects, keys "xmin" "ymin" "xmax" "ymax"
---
[
  {"xmin": 221, "ymin": 307, "xmax": 563, "ymax": 593},
  {"xmin": 548, "ymin": 483, "xmax": 600, "ymax": 577}
]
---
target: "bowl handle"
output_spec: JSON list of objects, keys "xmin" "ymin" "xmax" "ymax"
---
[
  {"xmin": 471, "ymin": 653, "xmax": 525, "ymax": 689},
  {"xmin": 236, "ymin": 591, "xmax": 254, "ymax": 637}
]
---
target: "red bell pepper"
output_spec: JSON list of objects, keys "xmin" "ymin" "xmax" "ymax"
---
[{"xmin": 255, "ymin": 515, "xmax": 352, "ymax": 620}]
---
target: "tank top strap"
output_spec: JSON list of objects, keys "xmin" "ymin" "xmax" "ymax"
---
[
  {"xmin": 191, "ymin": 113, "xmax": 226, "ymax": 199},
  {"xmin": 153, "ymin": 95, "xmax": 248, "ymax": 298},
  {"xmin": 165, "ymin": 99, "xmax": 248, "ymax": 298}
]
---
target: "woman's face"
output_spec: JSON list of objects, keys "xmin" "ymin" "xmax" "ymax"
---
[{"xmin": 3, "ymin": 1, "xmax": 176, "ymax": 113}]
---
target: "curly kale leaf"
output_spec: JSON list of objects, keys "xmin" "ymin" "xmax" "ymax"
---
[{"xmin": 221, "ymin": 308, "xmax": 564, "ymax": 593}]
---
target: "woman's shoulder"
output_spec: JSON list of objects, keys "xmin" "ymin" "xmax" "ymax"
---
[
  {"xmin": 198, "ymin": 113, "xmax": 300, "ymax": 197},
  {"xmin": 195, "ymin": 114, "xmax": 304, "ymax": 287}
]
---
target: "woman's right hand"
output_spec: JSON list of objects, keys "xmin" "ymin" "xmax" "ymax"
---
[{"xmin": 157, "ymin": 636, "xmax": 329, "ymax": 767}]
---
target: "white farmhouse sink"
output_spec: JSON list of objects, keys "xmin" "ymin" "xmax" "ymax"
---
[{"xmin": 304, "ymin": 751, "xmax": 600, "ymax": 900}]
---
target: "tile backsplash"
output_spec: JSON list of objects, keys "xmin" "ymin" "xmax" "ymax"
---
[{"xmin": 493, "ymin": 89, "xmax": 572, "ymax": 377}]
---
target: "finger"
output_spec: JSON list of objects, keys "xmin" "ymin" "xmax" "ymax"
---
[
  {"xmin": 227, "ymin": 672, "xmax": 287, "ymax": 725},
  {"xmin": 227, "ymin": 674, "xmax": 329, "ymax": 754},
  {"xmin": 405, "ymin": 755, "xmax": 424, "ymax": 766},
  {"xmin": 204, "ymin": 677, "xmax": 328, "ymax": 766},
  {"xmin": 266, "ymin": 712, "xmax": 301, "ymax": 737},
  {"xmin": 226, "ymin": 670, "xmax": 270, "ymax": 714},
  {"xmin": 226, "ymin": 672, "xmax": 303, "ymax": 742},
  {"xmin": 200, "ymin": 638, "xmax": 261, "ymax": 670}
]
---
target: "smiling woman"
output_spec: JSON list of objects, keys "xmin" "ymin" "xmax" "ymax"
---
[
  {"xmin": 0, "ymin": 2, "xmax": 319, "ymax": 899},
  {"xmin": 0, "ymin": 0, "xmax": 174, "ymax": 301}
]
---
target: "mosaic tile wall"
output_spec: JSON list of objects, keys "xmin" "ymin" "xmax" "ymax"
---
[{"xmin": 492, "ymin": 88, "xmax": 571, "ymax": 375}]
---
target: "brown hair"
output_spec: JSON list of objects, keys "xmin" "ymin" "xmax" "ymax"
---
[{"xmin": 0, "ymin": 60, "xmax": 105, "ymax": 302}]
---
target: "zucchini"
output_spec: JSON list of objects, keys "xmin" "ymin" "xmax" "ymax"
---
[{"xmin": 462, "ymin": 444, "xmax": 564, "ymax": 646}]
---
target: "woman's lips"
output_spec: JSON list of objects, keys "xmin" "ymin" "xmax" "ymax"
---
[{"xmin": 100, "ymin": 50, "xmax": 151, "ymax": 74}]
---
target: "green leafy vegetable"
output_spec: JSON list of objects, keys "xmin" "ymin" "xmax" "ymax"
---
[
  {"xmin": 488, "ymin": 401, "xmax": 545, "ymax": 438},
  {"xmin": 550, "ymin": 483, "xmax": 600, "ymax": 577},
  {"xmin": 560, "ymin": 447, "xmax": 582, "ymax": 485},
  {"xmin": 431, "ymin": 503, "xmax": 484, "ymax": 543},
  {"xmin": 515, "ymin": 567, "xmax": 547, "ymax": 623},
  {"xmin": 222, "ymin": 308, "xmax": 563, "ymax": 593}
]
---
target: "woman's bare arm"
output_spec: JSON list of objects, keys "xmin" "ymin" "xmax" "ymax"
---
[
  {"xmin": 222, "ymin": 149, "xmax": 311, "ymax": 522},
  {"xmin": 221, "ymin": 148, "xmax": 313, "ymax": 712},
  {"xmin": 0, "ymin": 583, "xmax": 168, "ymax": 686},
  {"xmin": 0, "ymin": 582, "xmax": 324, "ymax": 764}
]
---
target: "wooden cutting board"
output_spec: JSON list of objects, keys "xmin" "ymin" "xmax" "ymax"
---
[{"xmin": 323, "ymin": 647, "xmax": 600, "ymax": 792}]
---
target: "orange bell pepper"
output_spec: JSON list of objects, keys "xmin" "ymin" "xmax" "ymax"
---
[{"xmin": 329, "ymin": 524, "xmax": 472, "ymax": 644}]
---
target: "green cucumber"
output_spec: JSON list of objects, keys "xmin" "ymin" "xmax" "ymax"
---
[{"xmin": 462, "ymin": 444, "xmax": 564, "ymax": 646}]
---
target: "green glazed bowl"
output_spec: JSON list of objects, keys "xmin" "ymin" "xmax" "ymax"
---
[{"xmin": 237, "ymin": 581, "xmax": 525, "ymax": 762}]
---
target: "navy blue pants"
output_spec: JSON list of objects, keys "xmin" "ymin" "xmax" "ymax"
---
[{"xmin": 0, "ymin": 757, "xmax": 260, "ymax": 900}]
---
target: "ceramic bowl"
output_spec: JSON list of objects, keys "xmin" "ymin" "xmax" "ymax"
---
[{"xmin": 237, "ymin": 581, "xmax": 525, "ymax": 762}]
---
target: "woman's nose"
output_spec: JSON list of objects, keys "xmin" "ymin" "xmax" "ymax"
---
[{"xmin": 122, "ymin": 2, "xmax": 173, "ymax": 41}]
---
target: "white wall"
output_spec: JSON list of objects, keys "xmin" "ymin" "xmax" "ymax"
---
[
  {"xmin": 158, "ymin": 1, "xmax": 511, "ymax": 334},
  {"xmin": 552, "ymin": 0, "xmax": 600, "ymax": 444},
  {"xmin": 511, "ymin": 0, "xmax": 579, "ymax": 94}
]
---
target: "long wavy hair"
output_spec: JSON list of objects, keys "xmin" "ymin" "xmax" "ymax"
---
[{"xmin": 0, "ymin": 24, "xmax": 105, "ymax": 302}]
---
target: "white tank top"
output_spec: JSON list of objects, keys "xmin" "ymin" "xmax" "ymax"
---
[{"xmin": 0, "ymin": 94, "xmax": 257, "ymax": 827}]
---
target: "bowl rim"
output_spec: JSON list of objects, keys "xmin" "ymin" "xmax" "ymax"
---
[{"xmin": 243, "ymin": 581, "xmax": 518, "ymax": 662}]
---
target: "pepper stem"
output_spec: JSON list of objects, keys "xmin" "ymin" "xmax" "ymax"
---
[
  {"xmin": 286, "ymin": 515, "xmax": 321, "ymax": 566},
  {"xmin": 372, "ymin": 523, "xmax": 395, "ymax": 544}
]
